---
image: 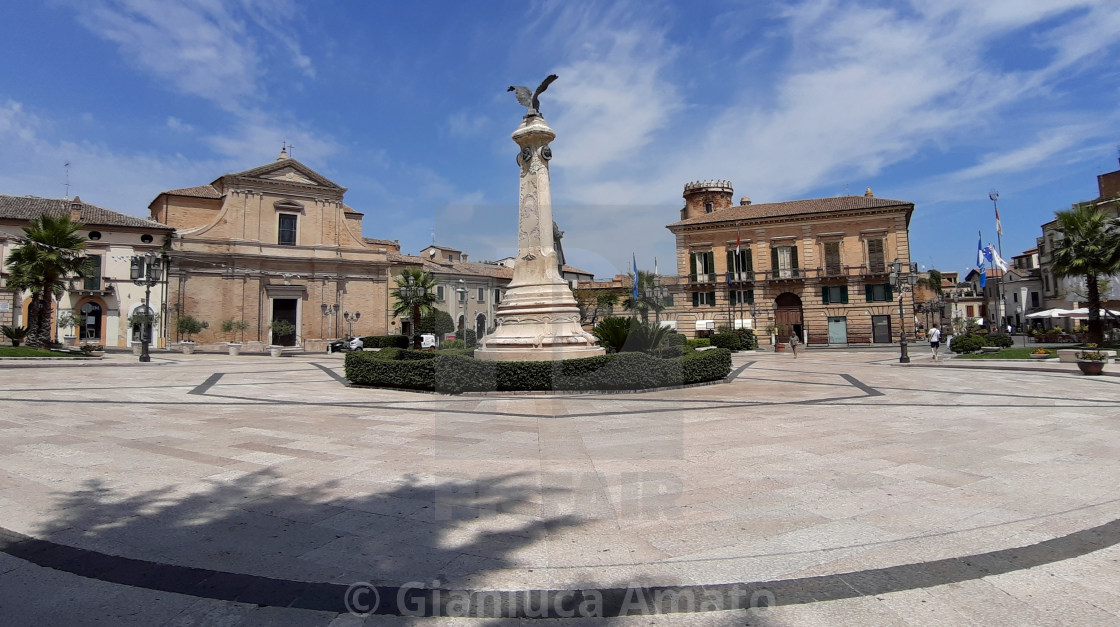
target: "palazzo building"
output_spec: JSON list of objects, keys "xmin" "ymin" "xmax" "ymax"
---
[
  {"xmin": 148, "ymin": 149, "xmax": 394, "ymax": 349},
  {"xmin": 665, "ymin": 181, "xmax": 916, "ymax": 345},
  {"xmin": 0, "ymin": 194, "xmax": 172, "ymax": 348}
]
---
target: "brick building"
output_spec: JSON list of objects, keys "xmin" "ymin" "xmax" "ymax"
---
[
  {"xmin": 665, "ymin": 181, "xmax": 916, "ymax": 345},
  {"xmin": 148, "ymin": 149, "xmax": 394, "ymax": 350}
]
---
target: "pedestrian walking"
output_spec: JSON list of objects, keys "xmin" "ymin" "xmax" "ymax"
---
[
  {"xmin": 927, "ymin": 324, "xmax": 942, "ymax": 361},
  {"xmin": 789, "ymin": 332, "xmax": 800, "ymax": 358}
]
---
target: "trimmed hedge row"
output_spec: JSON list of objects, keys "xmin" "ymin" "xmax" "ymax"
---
[
  {"xmin": 950, "ymin": 332, "xmax": 1013, "ymax": 353},
  {"xmin": 345, "ymin": 348, "xmax": 732, "ymax": 394},
  {"xmin": 359, "ymin": 335, "xmax": 410, "ymax": 348}
]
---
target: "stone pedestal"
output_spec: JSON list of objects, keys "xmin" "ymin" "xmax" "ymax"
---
[{"xmin": 475, "ymin": 115, "xmax": 604, "ymax": 362}]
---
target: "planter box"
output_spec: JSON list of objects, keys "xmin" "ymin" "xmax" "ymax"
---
[
  {"xmin": 180, "ymin": 341, "xmax": 196, "ymax": 355},
  {"xmin": 1077, "ymin": 360, "xmax": 1107, "ymax": 375},
  {"xmin": 1058, "ymin": 349, "xmax": 1116, "ymax": 363},
  {"xmin": 1029, "ymin": 353, "xmax": 1051, "ymax": 360},
  {"xmin": 980, "ymin": 346, "xmax": 1001, "ymax": 353},
  {"xmin": 227, "ymin": 343, "xmax": 242, "ymax": 356}
]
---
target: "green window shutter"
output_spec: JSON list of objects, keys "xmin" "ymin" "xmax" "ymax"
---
[
  {"xmin": 885, "ymin": 284, "xmax": 893, "ymax": 301},
  {"xmin": 726, "ymin": 249, "xmax": 735, "ymax": 279},
  {"xmin": 692, "ymin": 292, "xmax": 699, "ymax": 307},
  {"xmin": 689, "ymin": 253, "xmax": 697, "ymax": 280},
  {"xmin": 821, "ymin": 286, "xmax": 830, "ymax": 304},
  {"xmin": 707, "ymin": 292, "xmax": 716, "ymax": 306},
  {"xmin": 791, "ymin": 246, "xmax": 799, "ymax": 269},
  {"xmin": 745, "ymin": 249, "xmax": 753, "ymax": 273},
  {"xmin": 705, "ymin": 251, "xmax": 714, "ymax": 278},
  {"xmin": 746, "ymin": 289, "xmax": 754, "ymax": 304},
  {"xmin": 840, "ymin": 286, "xmax": 849, "ymax": 304},
  {"xmin": 770, "ymin": 247, "xmax": 778, "ymax": 274},
  {"xmin": 865, "ymin": 285, "xmax": 874, "ymax": 301}
]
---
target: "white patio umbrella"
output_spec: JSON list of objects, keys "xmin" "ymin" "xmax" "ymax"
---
[
  {"xmin": 1058, "ymin": 308, "xmax": 1120, "ymax": 318},
  {"xmin": 1025, "ymin": 308, "xmax": 1069, "ymax": 319}
]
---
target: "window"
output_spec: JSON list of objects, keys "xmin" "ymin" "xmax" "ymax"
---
[
  {"xmin": 278, "ymin": 214, "xmax": 297, "ymax": 246},
  {"xmin": 436, "ymin": 285, "xmax": 445, "ymax": 301},
  {"xmin": 726, "ymin": 247, "xmax": 753, "ymax": 281},
  {"xmin": 494, "ymin": 289, "xmax": 502, "ymax": 304},
  {"xmin": 1031, "ymin": 292, "xmax": 1039, "ymax": 308},
  {"xmin": 1013, "ymin": 292, "xmax": 1018, "ymax": 302},
  {"xmin": 704, "ymin": 201, "xmax": 713, "ymax": 213},
  {"xmin": 140, "ymin": 234, "xmax": 154, "ymax": 244},
  {"xmin": 692, "ymin": 291, "xmax": 716, "ymax": 307},
  {"xmin": 729, "ymin": 289, "xmax": 754, "ymax": 305},
  {"xmin": 822, "ymin": 285, "xmax": 849, "ymax": 304},
  {"xmin": 458, "ymin": 289, "xmax": 466, "ymax": 303},
  {"xmin": 865, "ymin": 283, "xmax": 893, "ymax": 302},
  {"xmin": 81, "ymin": 301, "xmax": 103, "ymax": 340},
  {"xmin": 867, "ymin": 238, "xmax": 885, "ymax": 273},
  {"xmin": 82, "ymin": 255, "xmax": 102, "ymax": 291},
  {"xmin": 477, "ymin": 287, "xmax": 485, "ymax": 302},
  {"xmin": 88, "ymin": 231, "xmax": 101, "ymax": 240},
  {"xmin": 823, "ymin": 241, "xmax": 842, "ymax": 275},
  {"xmin": 966, "ymin": 305, "xmax": 975, "ymax": 317},
  {"xmin": 690, "ymin": 250, "xmax": 715, "ymax": 282},
  {"xmin": 770, "ymin": 245, "xmax": 799, "ymax": 278}
]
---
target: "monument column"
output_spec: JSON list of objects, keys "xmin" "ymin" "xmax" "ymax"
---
[{"xmin": 475, "ymin": 112, "xmax": 604, "ymax": 361}]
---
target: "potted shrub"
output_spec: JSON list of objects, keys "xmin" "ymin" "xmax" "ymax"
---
[
  {"xmin": 221, "ymin": 319, "xmax": 250, "ymax": 355},
  {"xmin": 79, "ymin": 344, "xmax": 105, "ymax": 357},
  {"xmin": 56, "ymin": 312, "xmax": 79, "ymax": 346},
  {"xmin": 773, "ymin": 323, "xmax": 791, "ymax": 352},
  {"xmin": 1030, "ymin": 348, "xmax": 1052, "ymax": 360},
  {"xmin": 176, "ymin": 315, "xmax": 208, "ymax": 355},
  {"xmin": 1, "ymin": 325, "xmax": 28, "ymax": 347},
  {"xmin": 1075, "ymin": 345, "xmax": 1108, "ymax": 375},
  {"xmin": 269, "ymin": 319, "xmax": 296, "ymax": 357}
]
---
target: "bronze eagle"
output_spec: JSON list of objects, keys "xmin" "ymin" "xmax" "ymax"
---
[{"xmin": 508, "ymin": 74, "xmax": 558, "ymax": 117}]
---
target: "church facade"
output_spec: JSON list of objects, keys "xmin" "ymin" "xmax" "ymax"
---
[{"xmin": 148, "ymin": 150, "xmax": 396, "ymax": 349}]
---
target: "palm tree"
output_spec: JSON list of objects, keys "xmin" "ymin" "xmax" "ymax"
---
[
  {"xmin": 623, "ymin": 270, "xmax": 666, "ymax": 323},
  {"xmin": 1050, "ymin": 201, "xmax": 1120, "ymax": 344},
  {"xmin": 390, "ymin": 268, "xmax": 439, "ymax": 349},
  {"xmin": 4, "ymin": 215, "xmax": 94, "ymax": 347}
]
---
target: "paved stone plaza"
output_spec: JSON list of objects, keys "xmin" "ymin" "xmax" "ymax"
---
[{"xmin": 0, "ymin": 350, "xmax": 1118, "ymax": 625}]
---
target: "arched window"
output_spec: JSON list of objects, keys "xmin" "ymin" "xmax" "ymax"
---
[
  {"xmin": 79, "ymin": 301, "xmax": 103, "ymax": 341},
  {"xmin": 475, "ymin": 314, "xmax": 486, "ymax": 339}
]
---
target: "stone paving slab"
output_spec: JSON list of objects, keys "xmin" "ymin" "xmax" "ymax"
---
[{"xmin": 0, "ymin": 350, "xmax": 1117, "ymax": 623}]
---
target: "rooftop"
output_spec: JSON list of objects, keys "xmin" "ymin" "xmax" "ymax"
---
[
  {"xmin": 0, "ymin": 195, "xmax": 172, "ymax": 231},
  {"xmin": 669, "ymin": 195, "xmax": 913, "ymax": 227}
]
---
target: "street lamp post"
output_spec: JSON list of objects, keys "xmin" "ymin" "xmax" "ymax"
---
[
  {"xmin": 343, "ymin": 311, "xmax": 360, "ymax": 338},
  {"xmin": 890, "ymin": 258, "xmax": 919, "ymax": 364},
  {"xmin": 130, "ymin": 253, "xmax": 164, "ymax": 363},
  {"xmin": 321, "ymin": 303, "xmax": 338, "ymax": 338}
]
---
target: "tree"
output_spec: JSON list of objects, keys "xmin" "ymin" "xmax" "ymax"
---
[
  {"xmin": 390, "ymin": 268, "xmax": 439, "ymax": 349},
  {"xmin": 176, "ymin": 315, "xmax": 208, "ymax": 342},
  {"xmin": 4, "ymin": 215, "xmax": 95, "ymax": 347},
  {"xmin": 926, "ymin": 269, "xmax": 943, "ymax": 294},
  {"xmin": 623, "ymin": 270, "xmax": 668, "ymax": 323},
  {"xmin": 419, "ymin": 309, "xmax": 454, "ymax": 339},
  {"xmin": 573, "ymin": 287, "xmax": 622, "ymax": 326},
  {"xmin": 1050, "ymin": 201, "xmax": 1120, "ymax": 344}
]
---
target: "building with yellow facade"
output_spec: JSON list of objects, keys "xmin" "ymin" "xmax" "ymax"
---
[{"xmin": 665, "ymin": 181, "xmax": 916, "ymax": 346}]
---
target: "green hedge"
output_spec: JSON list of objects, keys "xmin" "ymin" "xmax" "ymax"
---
[
  {"xmin": 710, "ymin": 331, "xmax": 741, "ymax": 351},
  {"xmin": 986, "ymin": 333, "xmax": 1013, "ymax": 348},
  {"xmin": 359, "ymin": 335, "xmax": 409, "ymax": 348},
  {"xmin": 686, "ymin": 338, "xmax": 710, "ymax": 349},
  {"xmin": 950, "ymin": 334, "xmax": 985, "ymax": 353},
  {"xmin": 345, "ymin": 348, "xmax": 732, "ymax": 393}
]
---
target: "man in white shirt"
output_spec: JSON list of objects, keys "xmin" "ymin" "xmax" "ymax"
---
[{"xmin": 927, "ymin": 324, "xmax": 942, "ymax": 361}]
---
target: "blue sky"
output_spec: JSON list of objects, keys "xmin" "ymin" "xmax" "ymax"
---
[{"xmin": 2, "ymin": 1, "xmax": 1119, "ymax": 281}]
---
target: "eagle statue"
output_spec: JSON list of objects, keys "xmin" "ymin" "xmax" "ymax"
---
[{"xmin": 508, "ymin": 74, "xmax": 558, "ymax": 118}]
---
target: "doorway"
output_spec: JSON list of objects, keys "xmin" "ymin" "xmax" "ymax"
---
[
  {"xmin": 872, "ymin": 315, "xmax": 892, "ymax": 343},
  {"xmin": 774, "ymin": 292, "xmax": 803, "ymax": 343},
  {"xmin": 271, "ymin": 299, "xmax": 298, "ymax": 346},
  {"xmin": 827, "ymin": 316, "xmax": 848, "ymax": 344}
]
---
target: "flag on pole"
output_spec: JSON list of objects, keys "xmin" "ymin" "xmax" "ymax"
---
[
  {"xmin": 976, "ymin": 232, "xmax": 986, "ymax": 288},
  {"xmin": 995, "ymin": 205, "xmax": 1003, "ymax": 237},
  {"xmin": 632, "ymin": 253, "xmax": 639, "ymax": 300},
  {"xmin": 985, "ymin": 245, "xmax": 1008, "ymax": 272}
]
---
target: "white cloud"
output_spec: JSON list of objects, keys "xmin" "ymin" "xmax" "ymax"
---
[
  {"xmin": 66, "ymin": 0, "xmax": 315, "ymax": 111},
  {"xmin": 446, "ymin": 111, "xmax": 489, "ymax": 138}
]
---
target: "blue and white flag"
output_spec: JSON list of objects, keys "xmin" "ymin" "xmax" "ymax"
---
[
  {"xmin": 632, "ymin": 253, "xmax": 639, "ymax": 300},
  {"xmin": 985, "ymin": 245, "xmax": 1009, "ymax": 272},
  {"xmin": 976, "ymin": 232, "xmax": 986, "ymax": 288}
]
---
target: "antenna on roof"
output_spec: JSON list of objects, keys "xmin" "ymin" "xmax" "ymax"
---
[{"xmin": 63, "ymin": 161, "xmax": 71, "ymax": 200}]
